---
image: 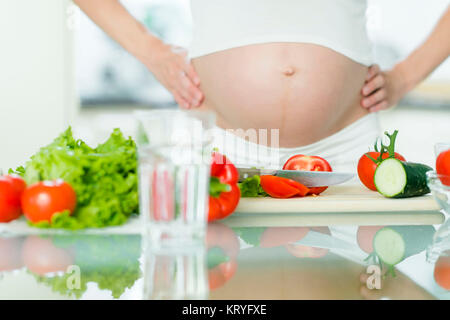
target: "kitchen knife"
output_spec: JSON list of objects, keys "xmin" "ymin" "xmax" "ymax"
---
[{"xmin": 237, "ymin": 168, "xmax": 355, "ymax": 187}]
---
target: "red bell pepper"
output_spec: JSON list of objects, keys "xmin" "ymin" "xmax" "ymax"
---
[{"xmin": 208, "ymin": 152, "xmax": 240, "ymax": 222}]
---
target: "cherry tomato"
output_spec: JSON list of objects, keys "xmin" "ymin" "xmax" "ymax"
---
[
  {"xmin": 22, "ymin": 236, "xmax": 74, "ymax": 275},
  {"xmin": 436, "ymin": 149, "xmax": 450, "ymax": 186},
  {"xmin": 0, "ymin": 175, "xmax": 26, "ymax": 223},
  {"xmin": 260, "ymin": 175, "xmax": 309, "ymax": 198},
  {"xmin": 358, "ymin": 152, "xmax": 406, "ymax": 191},
  {"xmin": 21, "ymin": 180, "xmax": 77, "ymax": 223},
  {"xmin": 283, "ymin": 155, "xmax": 332, "ymax": 195}
]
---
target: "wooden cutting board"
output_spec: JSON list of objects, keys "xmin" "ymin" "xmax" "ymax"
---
[{"xmin": 227, "ymin": 184, "xmax": 445, "ymax": 226}]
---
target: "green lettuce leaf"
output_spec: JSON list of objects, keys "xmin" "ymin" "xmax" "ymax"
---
[
  {"xmin": 238, "ymin": 175, "xmax": 268, "ymax": 198},
  {"xmin": 13, "ymin": 127, "xmax": 138, "ymax": 229}
]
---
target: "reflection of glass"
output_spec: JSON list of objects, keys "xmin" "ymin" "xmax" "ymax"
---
[
  {"xmin": 143, "ymin": 244, "xmax": 208, "ymax": 300},
  {"xmin": 135, "ymin": 110, "xmax": 215, "ymax": 247}
]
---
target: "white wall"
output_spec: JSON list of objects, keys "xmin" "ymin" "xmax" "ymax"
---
[{"xmin": 0, "ymin": 0, "xmax": 77, "ymax": 172}]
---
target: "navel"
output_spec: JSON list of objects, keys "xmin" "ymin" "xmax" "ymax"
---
[{"xmin": 283, "ymin": 67, "xmax": 296, "ymax": 77}]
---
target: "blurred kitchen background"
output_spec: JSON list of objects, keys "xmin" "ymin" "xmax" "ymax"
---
[{"xmin": 1, "ymin": 0, "xmax": 449, "ymax": 172}]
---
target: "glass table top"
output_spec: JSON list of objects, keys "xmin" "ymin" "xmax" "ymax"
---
[{"xmin": 1, "ymin": 218, "xmax": 449, "ymax": 300}]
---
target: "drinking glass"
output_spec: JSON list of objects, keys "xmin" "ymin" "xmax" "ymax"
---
[{"xmin": 135, "ymin": 110, "xmax": 216, "ymax": 248}]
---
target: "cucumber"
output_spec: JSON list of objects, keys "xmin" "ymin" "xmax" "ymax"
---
[
  {"xmin": 374, "ymin": 158, "xmax": 432, "ymax": 198},
  {"xmin": 373, "ymin": 225, "xmax": 435, "ymax": 265}
]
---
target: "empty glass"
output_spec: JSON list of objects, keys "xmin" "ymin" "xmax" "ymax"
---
[{"xmin": 135, "ymin": 110, "xmax": 216, "ymax": 248}]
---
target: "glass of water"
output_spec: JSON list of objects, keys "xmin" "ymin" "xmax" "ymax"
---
[{"xmin": 135, "ymin": 110, "xmax": 216, "ymax": 248}]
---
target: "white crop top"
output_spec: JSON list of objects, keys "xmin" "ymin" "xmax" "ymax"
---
[{"xmin": 189, "ymin": 0, "xmax": 373, "ymax": 66}]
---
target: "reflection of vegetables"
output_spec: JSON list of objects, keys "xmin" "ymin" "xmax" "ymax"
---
[
  {"xmin": 32, "ymin": 235, "xmax": 141, "ymax": 299},
  {"xmin": 0, "ymin": 175, "xmax": 25, "ymax": 223},
  {"xmin": 21, "ymin": 180, "xmax": 77, "ymax": 223},
  {"xmin": 206, "ymin": 223, "xmax": 240, "ymax": 290},
  {"xmin": 356, "ymin": 226, "xmax": 384, "ymax": 254},
  {"xmin": 208, "ymin": 153, "xmax": 240, "ymax": 222},
  {"xmin": 374, "ymin": 159, "xmax": 432, "ymax": 198},
  {"xmin": 12, "ymin": 127, "xmax": 138, "ymax": 229},
  {"xmin": 260, "ymin": 175, "xmax": 309, "ymax": 198},
  {"xmin": 238, "ymin": 175, "xmax": 267, "ymax": 198},
  {"xmin": 233, "ymin": 227, "xmax": 266, "ymax": 247},
  {"xmin": 434, "ymin": 254, "xmax": 450, "ymax": 290},
  {"xmin": 358, "ymin": 130, "xmax": 406, "ymax": 191},
  {"xmin": 283, "ymin": 154, "xmax": 332, "ymax": 195},
  {"xmin": 436, "ymin": 149, "xmax": 450, "ymax": 186},
  {"xmin": 285, "ymin": 227, "xmax": 331, "ymax": 259},
  {"xmin": 260, "ymin": 227, "xmax": 309, "ymax": 248},
  {"xmin": 373, "ymin": 225, "xmax": 435, "ymax": 266},
  {"xmin": 22, "ymin": 236, "xmax": 74, "ymax": 276}
]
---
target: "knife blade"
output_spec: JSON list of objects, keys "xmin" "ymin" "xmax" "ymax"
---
[{"xmin": 237, "ymin": 168, "xmax": 355, "ymax": 187}]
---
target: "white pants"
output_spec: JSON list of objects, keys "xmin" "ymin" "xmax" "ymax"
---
[{"xmin": 211, "ymin": 113, "xmax": 381, "ymax": 173}]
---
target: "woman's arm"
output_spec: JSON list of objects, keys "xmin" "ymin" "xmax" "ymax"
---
[
  {"xmin": 361, "ymin": 6, "xmax": 450, "ymax": 112},
  {"xmin": 73, "ymin": 0, "xmax": 203, "ymax": 109}
]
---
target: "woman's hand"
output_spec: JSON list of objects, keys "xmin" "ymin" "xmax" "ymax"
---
[
  {"xmin": 147, "ymin": 41, "xmax": 204, "ymax": 109},
  {"xmin": 360, "ymin": 64, "xmax": 409, "ymax": 113}
]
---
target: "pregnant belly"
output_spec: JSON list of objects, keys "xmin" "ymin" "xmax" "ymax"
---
[{"xmin": 192, "ymin": 43, "xmax": 369, "ymax": 148}]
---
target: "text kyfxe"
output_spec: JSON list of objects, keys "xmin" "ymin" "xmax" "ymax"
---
[{"xmin": 182, "ymin": 304, "xmax": 267, "ymax": 317}]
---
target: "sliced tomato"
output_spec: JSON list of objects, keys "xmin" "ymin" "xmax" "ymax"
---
[
  {"xmin": 283, "ymin": 155, "xmax": 332, "ymax": 195},
  {"xmin": 358, "ymin": 152, "xmax": 406, "ymax": 191},
  {"xmin": 436, "ymin": 149, "xmax": 450, "ymax": 186},
  {"xmin": 260, "ymin": 175, "xmax": 309, "ymax": 198}
]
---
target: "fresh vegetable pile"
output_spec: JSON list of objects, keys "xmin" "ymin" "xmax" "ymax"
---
[{"xmin": 4, "ymin": 127, "xmax": 138, "ymax": 229}]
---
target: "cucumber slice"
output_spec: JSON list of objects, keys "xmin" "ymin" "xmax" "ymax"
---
[
  {"xmin": 373, "ymin": 225, "xmax": 435, "ymax": 265},
  {"xmin": 374, "ymin": 158, "xmax": 432, "ymax": 198}
]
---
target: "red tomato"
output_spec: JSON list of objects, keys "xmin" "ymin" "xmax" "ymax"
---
[
  {"xmin": 208, "ymin": 184, "xmax": 240, "ymax": 222},
  {"xmin": 284, "ymin": 227, "xmax": 331, "ymax": 258},
  {"xmin": 436, "ymin": 149, "xmax": 450, "ymax": 186},
  {"xmin": 283, "ymin": 155, "xmax": 332, "ymax": 195},
  {"xmin": 22, "ymin": 236, "xmax": 74, "ymax": 275},
  {"xmin": 0, "ymin": 175, "xmax": 26, "ymax": 223},
  {"xmin": 260, "ymin": 175, "xmax": 309, "ymax": 198},
  {"xmin": 358, "ymin": 152, "xmax": 406, "ymax": 191},
  {"xmin": 434, "ymin": 254, "xmax": 450, "ymax": 290},
  {"xmin": 356, "ymin": 226, "xmax": 385, "ymax": 254},
  {"xmin": 21, "ymin": 180, "xmax": 77, "ymax": 223},
  {"xmin": 259, "ymin": 227, "xmax": 309, "ymax": 248}
]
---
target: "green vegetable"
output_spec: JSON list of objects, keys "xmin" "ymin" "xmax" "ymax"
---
[
  {"xmin": 12, "ymin": 127, "xmax": 138, "ymax": 229},
  {"xmin": 374, "ymin": 158, "xmax": 432, "ymax": 198},
  {"xmin": 238, "ymin": 175, "xmax": 268, "ymax": 197},
  {"xmin": 373, "ymin": 225, "xmax": 435, "ymax": 266},
  {"xmin": 33, "ymin": 234, "xmax": 141, "ymax": 299}
]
